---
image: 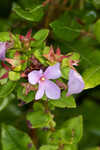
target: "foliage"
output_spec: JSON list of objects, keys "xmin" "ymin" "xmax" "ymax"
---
[{"xmin": 0, "ymin": 0, "xmax": 100, "ymax": 150}]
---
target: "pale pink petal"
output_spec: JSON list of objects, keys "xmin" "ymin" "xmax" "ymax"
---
[
  {"xmin": 0, "ymin": 42, "xmax": 7, "ymax": 60},
  {"xmin": 35, "ymin": 82, "xmax": 45, "ymax": 100},
  {"xmin": 44, "ymin": 63, "xmax": 61, "ymax": 80},
  {"xmin": 28, "ymin": 70, "xmax": 43, "ymax": 85},
  {"xmin": 66, "ymin": 69, "xmax": 85, "ymax": 96},
  {"xmin": 45, "ymin": 80, "xmax": 61, "ymax": 99}
]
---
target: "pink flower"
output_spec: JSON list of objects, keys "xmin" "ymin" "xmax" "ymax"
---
[
  {"xmin": 0, "ymin": 42, "xmax": 8, "ymax": 60},
  {"xmin": 66, "ymin": 69, "xmax": 84, "ymax": 96},
  {"xmin": 28, "ymin": 63, "xmax": 62, "ymax": 100}
]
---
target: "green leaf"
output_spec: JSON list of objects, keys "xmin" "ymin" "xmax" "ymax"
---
[
  {"xmin": 61, "ymin": 52, "xmax": 80, "ymax": 68},
  {"xmin": 48, "ymin": 115, "xmax": 83, "ymax": 145},
  {"xmin": 27, "ymin": 102, "xmax": 56, "ymax": 129},
  {"xmin": 33, "ymin": 49, "xmax": 47, "ymax": 66},
  {"xmin": 50, "ymin": 12, "xmax": 81, "ymax": 42},
  {"xmin": 0, "ymin": 81, "xmax": 16, "ymax": 98},
  {"xmin": 0, "ymin": 94, "xmax": 15, "ymax": 111},
  {"xmin": 61, "ymin": 67, "xmax": 70, "ymax": 80},
  {"xmin": 27, "ymin": 111, "xmax": 51, "ymax": 128},
  {"xmin": 39, "ymin": 145, "xmax": 58, "ymax": 150},
  {"xmin": 50, "ymin": 91, "xmax": 76, "ymax": 108},
  {"xmin": 82, "ymin": 65, "xmax": 100, "ymax": 89},
  {"xmin": 17, "ymin": 86, "xmax": 35, "ymax": 103},
  {"xmin": 9, "ymin": 71, "xmax": 20, "ymax": 81},
  {"xmin": 0, "ymin": 32, "xmax": 10, "ymax": 41},
  {"xmin": 69, "ymin": 52, "xmax": 80, "ymax": 61},
  {"xmin": 13, "ymin": 3, "xmax": 44, "ymax": 22},
  {"xmin": 1, "ymin": 124, "xmax": 35, "ymax": 150},
  {"xmin": 17, "ymin": 0, "xmax": 39, "ymax": 9},
  {"xmin": 43, "ymin": 46, "xmax": 50, "ymax": 55},
  {"xmin": 31, "ymin": 29, "xmax": 49, "ymax": 47},
  {"xmin": 61, "ymin": 52, "xmax": 80, "ymax": 79},
  {"xmin": 62, "ymin": 115, "xmax": 83, "ymax": 143},
  {"xmin": 12, "ymin": 34, "xmax": 22, "ymax": 49},
  {"xmin": 33, "ymin": 29, "xmax": 49, "ymax": 41},
  {"xmin": 94, "ymin": 19, "xmax": 100, "ymax": 43}
]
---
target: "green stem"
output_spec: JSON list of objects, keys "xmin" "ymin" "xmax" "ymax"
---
[{"xmin": 44, "ymin": 100, "xmax": 55, "ymax": 132}]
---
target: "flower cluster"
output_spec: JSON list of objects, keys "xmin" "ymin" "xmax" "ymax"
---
[
  {"xmin": 0, "ymin": 30, "xmax": 85, "ymax": 101},
  {"xmin": 28, "ymin": 63, "xmax": 84, "ymax": 100}
]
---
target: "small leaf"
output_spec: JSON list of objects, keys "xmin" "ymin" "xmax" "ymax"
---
[
  {"xmin": 0, "ymin": 81, "xmax": 16, "ymax": 98},
  {"xmin": 0, "ymin": 32, "xmax": 10, "ymax": 41},
  {"xmin": 31, "ymin": 29, "xmax": 49, "ymax": 47},
  {"xmin": 33, "ymin": 49, "xmax": 47, "ymax": 65},
  {"xmin": 12, "ymin": 34, "xmax": 22, "ymax": 49},
  {"xmin": 9, "ymin": 71, "xmax": 20, "ymax": 81},
  {"xmin": 61, "ymin": 52, "xmax": 80, "ymax": 68},
  {"xmin": 61, "ymin": 67, "xmax": 70, "ymax": 80},
  {"xmin": 1, "ymin": 124, "xmax": 36, "ymax": 150},
  {"xmin": 69, "ymin": 52, "xmax": 80, "ymax": 61},
  {"xmin": 33, "ymin": 29, "xmax": 49, "ymax": 41},
  {"xmin": 17, "ymin": 86, "xmax": 35, "ymax": 103},
  {"xmin": 50, "ymin": 91, "xmax": 76, "ymax": 108},
  {"xmin": 27, "ymin": 111, "xmax": 51, "ymax": 128}
]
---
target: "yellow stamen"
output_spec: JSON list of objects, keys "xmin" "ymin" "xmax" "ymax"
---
[{"xmin": 41, "ymin": 77, "xmax": 45, "ymax": 81}]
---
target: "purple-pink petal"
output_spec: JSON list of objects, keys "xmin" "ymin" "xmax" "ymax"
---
[
  {"xmin": 28, "ymin": 70, "xmax": 43, "ymax": 85},
  {"xmin": 45, "ymin": 80, "xmax": 60, "ymax": 99},
  {"xmin": 35, "ymin": 82, "xmax": 45, "ymax": 100},
  {"xmin": 44, "ymin": 63, "xmax": 61, "ymax": 80},
  {"xmin": 66, "ymin": 69, "xmax": 84, "ymax": 96},
  {"xmin": 28, "ymin": 63, "xmax": 62, "ymax": 100},
  {"xmin": 0, "ymin": 42, "xmax": 7, "ymax": 60}
]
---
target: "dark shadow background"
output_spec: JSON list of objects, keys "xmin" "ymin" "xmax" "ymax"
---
[{"xmin": 0, "ymin": 0, "xmax": 17, "ymax": 18}]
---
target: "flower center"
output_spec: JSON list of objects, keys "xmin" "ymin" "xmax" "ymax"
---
[{"xmin": 40, "ymin": 76, "xmax": 46, "ymax": 82}]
